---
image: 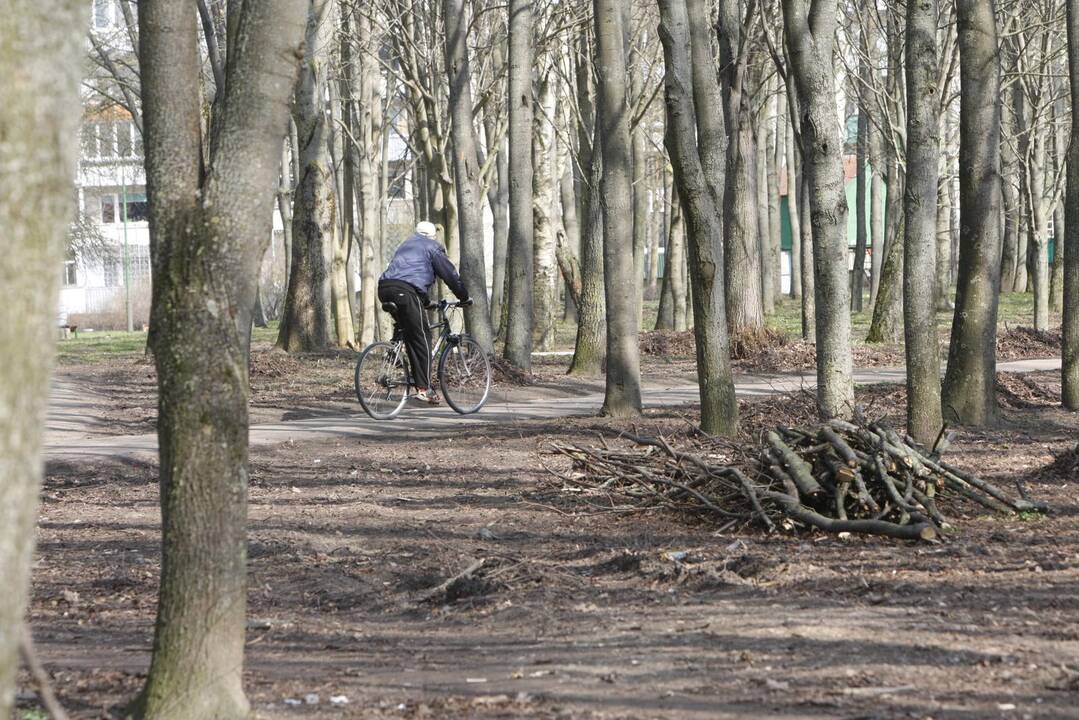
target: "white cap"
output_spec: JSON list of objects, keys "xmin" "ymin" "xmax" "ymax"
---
[{"xmin": 416, "ymin": 221, "xmax": 437, "ymax": 238}]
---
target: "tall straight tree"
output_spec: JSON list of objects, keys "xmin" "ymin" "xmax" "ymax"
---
[
  {"xmin": 942, "ymin": 0, "xmax": 1004, "ymax": 424},
  {"xmin": 277, "ymin": 0, "xmax": 338, "ymax": 352},
  {"xmin": 781, "ymin": 0, "xmax": 855, "ymax": 418},
  {"xmin": 443, "ymin": 0, "xmax": 495, "ymax": 351},
  {"xmin": 718, "ymin": 0, "xmax": 765, "ymax": 331},
  {"xmin": 658, "ymin": 0, "xmax": 740, "ymax": 436},
  {"xmin": 0, "ymin": 2, "xmax": 84, "ymax": 716},
  {"xmin": 135, "ymin": 0, "xmax": 306, "ymax": 716},
  {"xmin": 1064, "ymin": 0, "xmax": 1079, "ymax": 409},
  {"xmin": 504, "ymin": 0, "xmax": 535, "ymax": 369},
  {"xmin": 568, "ymin": 29, "xmax": 607, "ymax": 375},
  {"xmin": 903, "ymin": 0, "xmax": 944, "ymax": 445},
  {"xmin": 595, "ymin": 0, "xmax": 642, "ymax": 416}
]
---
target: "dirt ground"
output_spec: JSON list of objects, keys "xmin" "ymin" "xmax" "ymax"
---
[{"xmin": 25, "ymin": 366, "xmax": 1079, "ymax": 719}]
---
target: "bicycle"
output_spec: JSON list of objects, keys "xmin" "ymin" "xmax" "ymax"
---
[{"xmin": 354, "ymin": 298, "xmax": 492, "ymax": 420}]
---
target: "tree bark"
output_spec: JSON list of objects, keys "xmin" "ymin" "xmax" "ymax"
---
[
  {"xmin": 0, "ymin": 3, "xmax": 84, "ymax": 716},
  {"xmin": 767, "ymin": 98, "xmax": 783, "ymax": 305},
  {"xmin": 1051, "ymin": 96, "xmax": 1066, "ymax": 314},
  {"xmin": 136, "ymin": 0, "xmax": 305, "ymax": 716},
  {"xmin": 867, "ymin": 154, "xmax": 904, "ymax": 343},
  {"xmin": 504, "ymin": 0, "xmax": 535, "ymax": 369},
  {"xmin": 277, "ymin": 0, "xmax": 337, "ymax": 352},
  {"xmin": 782, "ymin": 0, "xmax": 854, "ymax": 418},
  {"xmin": 569, "ymin": 33, "xmax": 607, "ymax": 375},
  {"xmin": 356, "ymin": 9, "xmax": 382, "ymax": 345},
  {"xmin": 903, "ymin": 0, "xmax": 944, "ymax": 446},
  {"xmin": 659, "ymin": 0, "xmax": 740, "ymax": 436},
  {"xmin": 1064, "ymin": 0, "xmax": 1079, "ymax": 409},
  {"xmin": 718, "ymin": 0, "xmax": 764, "ymax": 332},
  {"xmin": 786, "ymin": 122, "xmax": 803, "ymax": 299},
  {"xmin": 869, "ymin": 124, "xmax": 886, "ymax": 306},
  {"xmin": 595, "ymin": 0, "xmax": 642, "ymax": 416},
  {"xmin": 485, "ymin": 114, "xmax": 510, "ymax": 326},
  {"xmin": 757, "ymin": 111, "xmax": 775, "ymax": 316},
  {"xmin": 1000, "ymin": 89, "xmax": 1021, "ymax": 293},
  {"xmin": 942, "ymin": 0, "xmax": 1004, "ymax": 425},
  {"xmin": 852, "ymin": 52, "xmax": 869, "ymax": 313},
  {"xmin": 443, "ymin": 0, "xmax": 495, "ymax": 351},
  {"xmin": 532, "ymin": 71, "xmax": 559, "ymax": 351}
]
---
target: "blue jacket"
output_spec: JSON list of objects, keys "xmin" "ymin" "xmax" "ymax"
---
[{"xmin": 380, "ymin": 234, "xmax": 468, "ymax": 301}]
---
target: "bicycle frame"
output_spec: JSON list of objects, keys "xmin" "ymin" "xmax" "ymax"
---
[{"xmin": 389, "ymin": 299, "xmax": 464, "ymax": 389}]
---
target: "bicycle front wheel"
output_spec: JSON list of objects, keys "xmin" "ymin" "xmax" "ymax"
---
[
  {"xmin": 438, "ymin": 335, "xmax": 491, "ymax": 415},
  {"xmin": 355, "ymin": 342, "xmax": 410, "ymax": 420}
]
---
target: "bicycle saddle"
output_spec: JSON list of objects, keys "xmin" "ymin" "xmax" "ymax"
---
[{"xmin": 381, "ymin": 301, "xmax": 399, "ymax": 315}]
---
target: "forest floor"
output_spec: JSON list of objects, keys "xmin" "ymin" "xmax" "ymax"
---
[{"xmin": 25, "ymin": 340, "xmax": 1079, "ymax": 718}]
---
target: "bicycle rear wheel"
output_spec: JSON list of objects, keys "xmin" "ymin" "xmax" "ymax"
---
[
  {"xmin": 438, "ymin": 335, "xmax": 491, "ymax": 415},
  {"xmin": 355, "ymin": 341, "xmax": 410, "ymax": 420}
]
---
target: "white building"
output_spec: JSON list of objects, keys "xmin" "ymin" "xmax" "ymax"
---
[{"xmin": 60, "ymin": 111, "xmax": 150, "ymax": 320}]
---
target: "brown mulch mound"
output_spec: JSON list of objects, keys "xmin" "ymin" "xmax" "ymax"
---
[
  {"xmin": 639, "ymin": 329, "xmax": 697, "ymax": 357},
  {"xmin": 997, "ymin": 326, "xmax": 1062, "ymax": 360},
  {"xmin": 489, "ymin": 355, "xmax": 534, "ymax": 385},
  {"xmin": 996, "ymin": 371, "xmax": 1060, "ymax": 409},
  {"xmin": 640, "ymin": 326, "xmax": 905, "ymax": 372},
  {"xmin": 249, "ymin": 349, "xmax": 307, "ymax": 378},
  {"xmin": 1039, "ymin": 443, "xmax": 1079, "ymax": 483}
]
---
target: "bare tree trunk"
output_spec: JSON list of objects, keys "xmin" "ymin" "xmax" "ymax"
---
[
  {"xmin": 783, "ymin": 0, "xmax": 854, "ymax": 418},
  {"xmin": 659, "ymin": 0, "xmax": 739, "ymax": 436},
  {"xmin": 356, "ymin": 10, "xmax": 381, "ymax": 345},
  {"xmin": 646, "ymin": 170, "xmax": 666, "ymax": 297},
  {"xmin": 278, "ymin": 0, "xmax": 336, "ymax": 352},
  {"xmin": 1028, "ymin": 131, "xmax": 1051, "ymax": 331},
  {"xmin": 0, "ymin": 3, "xmax": 84, "ymax": 715},
  {"xmin": 942, "ymin": 0, "xmax": 1004, "ymax": 425},
  {"xmin": 1064, "ymin": 0, "xmax": 1079, "ymax": 409},
  {"xmin": 767, "ymin": 98, "xmax": 783, "ymax": 305},
  {"xmin": 757, "ymin": 113, "xmax": 775, "ymax": 316},
  {"xmin": 485, "ymin": 116, "xmax": 509, "ymax": 326},
  {"xmin": 135, "ymin": 0, "xmax": 305, "ymax": 716},
  {"xmin": 443, "ymin": 0, "xmax": 495, "ymax": 350},
  {"xmin": 935, "ymin": 177, "xmax": 954, "ymax": 310},
  {"xmin": 903, "ymin": 0, "xmax": 944, "ymax": 445},
  {"xmin": 532, "ymin": 72, "xmax": 559, "ymax": 350},
  {"xmin": 1051, "ymin": 96, "xmax": 1066, "ymax": 314},
  {"xmin": 1000, "ymin": 92, "xmax": 1021, "ymax": 292},
  {"xmin": 504, "ymin": 0, "xmax": 535, "ymax": 369},
  {"xmin": 867, "ymin": 156, "xmax": 904, "ymax": 343},
  {"xmin": 560, "ymin": 155, "xmax": 582, "ymax": 323},
  {"xmin": 595, "ymin": 0, "xmax": 642, "ymax": 416},
  {"xmin": 569, "ymin": 34, "xmax": 607, "ymax": 375},
  {"xmin": 869, "ymin": 126, "xmax": 886, "ymax": 305},
  {"xmin": 655, "ymin": 184, "xmax": 680, "ymax": 330},
  {"xmin": 787, "ymin": 124, "xmax": 803, "ymax": 299},
  {"xmin": 718, "ymin": 0, "xmax": 764, "ymax": 332},
  {"xmin": 798, "ymin": 171, "xmax": 816, "ymax": 338},
  {"xmin": 852, "ymin": 52, "xmax": 869, "ymax": 313}
]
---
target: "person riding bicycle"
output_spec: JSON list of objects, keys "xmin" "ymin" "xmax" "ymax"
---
[{"xmin": 378, "ymin": 221, "xmax": 471, "ymax": 404}]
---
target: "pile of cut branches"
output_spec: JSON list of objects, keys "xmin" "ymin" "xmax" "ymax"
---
[{"xmin": 547, "ymin": 417, "xmax": 1046, "ymax": 542}]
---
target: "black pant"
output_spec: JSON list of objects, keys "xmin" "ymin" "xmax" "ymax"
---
[{"xmin": 378, "ymin": 280, "xmax": 434, "ymax": 390}]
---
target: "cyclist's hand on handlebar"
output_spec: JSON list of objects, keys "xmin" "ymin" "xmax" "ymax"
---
[{"xmin": 460, "ymin": 297, "xmax": 474, "ymax": 307}]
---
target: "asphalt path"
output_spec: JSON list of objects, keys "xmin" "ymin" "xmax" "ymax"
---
[{"xmin": 44, "ymin": 358, "xmax": 1062, "ymax": 461}]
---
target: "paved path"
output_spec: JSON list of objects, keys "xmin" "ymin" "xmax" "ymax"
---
[{"xmin": 45, "ymin": 358, "xmax": 1062, "ymax": 461}]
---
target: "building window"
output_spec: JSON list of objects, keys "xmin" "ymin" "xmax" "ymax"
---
[
  {"xmin": 63, "ymin": 253, "xmax": 78, "ymax": 287},
  {"xmin": 93, "ymin": 0, "xmax": 115, "ymax": 30},
  {"xmin": 121, "ymin": 192, "xmax": 149, "ymax": 223},
  {"xmin": 101, "ymin": 195, "xmax": 116, "ymax": 223},
  {"xmin": 131, "ymin": 244, "xmax": 152, "ymax": 280},
  {"xmin": 103, "ymin": 260, "xmax": 120, "ymax": 287}
]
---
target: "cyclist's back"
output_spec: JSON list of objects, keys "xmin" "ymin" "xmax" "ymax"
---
[{"xmin": 377, "ymin": 221, "xmax": 469, "ymax": 404}]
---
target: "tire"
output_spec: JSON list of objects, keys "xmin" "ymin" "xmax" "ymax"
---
[
  {"xmin": 355, "ymin": 342, "xmax": 410, "ymax": 420},
  {"xmin": 438, "ymin": 335, "xmax": 491, "ymax": 415}
]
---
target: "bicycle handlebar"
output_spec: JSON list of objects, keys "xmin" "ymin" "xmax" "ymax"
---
[{"xmin": 425, "ymin": 299, "xmax": 473, "ymax": 311}]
